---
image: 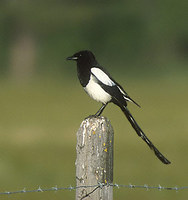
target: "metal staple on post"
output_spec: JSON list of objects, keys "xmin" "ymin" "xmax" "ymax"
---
[{"xmin": 75, "ymin": 116, "xmax": 114, "ymax": 200}]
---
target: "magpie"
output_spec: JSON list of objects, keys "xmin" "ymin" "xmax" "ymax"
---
[{"xmin": 67, "ymin": 50, "xmax": 170, "ymax": 164}]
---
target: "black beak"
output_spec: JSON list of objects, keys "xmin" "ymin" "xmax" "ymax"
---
[{"xmin": 66, "ymin": 56, "xmax": 78, "ymax": 61}]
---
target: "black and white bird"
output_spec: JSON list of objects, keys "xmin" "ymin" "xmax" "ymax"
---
[{"xmin": 67, "ymin": 50, "xmax": 170, "ymax": 164}]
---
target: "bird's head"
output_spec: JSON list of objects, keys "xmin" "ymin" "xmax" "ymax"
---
[{"xmin": 66, "ymin": 50, "xmax": 96, "ymax": 65}]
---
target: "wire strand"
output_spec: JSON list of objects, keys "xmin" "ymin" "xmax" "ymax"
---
[{"xmin": 0, "ymin": 183, "xmax": 188, "ymax": 195}]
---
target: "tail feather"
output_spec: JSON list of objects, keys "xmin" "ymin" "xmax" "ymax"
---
[{"xmin": 121, "ymin": 106, "xmax": 171, "ymax": 164}]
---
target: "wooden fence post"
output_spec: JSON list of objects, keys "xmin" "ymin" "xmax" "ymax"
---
[{"xmin": 75, "ymin": 116, "xmax": 114, "ymax": 200}]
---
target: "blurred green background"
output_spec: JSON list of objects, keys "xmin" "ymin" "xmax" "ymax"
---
[{"xmin": 0, "ymin": 0, "xmax": 188, "ymax": 199}]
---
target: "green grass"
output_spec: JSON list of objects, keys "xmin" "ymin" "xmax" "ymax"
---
[{"xmin": 0, "ymin": 74, "xmax": 187, "ymax": 200}]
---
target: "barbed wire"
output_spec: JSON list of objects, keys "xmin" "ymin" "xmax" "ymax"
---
[{"xmin": 0, "ymin": 183, "xmax": 188, "ymax": 196}]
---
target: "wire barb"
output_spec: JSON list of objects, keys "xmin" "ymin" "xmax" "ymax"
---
[
  {"xmin": 114, "ymin": 183, "xmax": 119, "ymax": 189},
  {"xmin": 37, "ymin": 186, "xmax": 43, "ymax": 192},
  {"xmin": 52, "ymin": 186, "xmax": 58, "ymax": 191},
  {"xmin": 144, "ymin": 184, "xmax": 149, "ymax": 191}
]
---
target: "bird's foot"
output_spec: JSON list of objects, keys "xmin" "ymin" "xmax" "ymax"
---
[{"xmin": 84, "ymin": 114, "xmax": 101, "ymax": 120}]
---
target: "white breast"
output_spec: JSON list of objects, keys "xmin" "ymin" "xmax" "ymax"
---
[{"xmin": 84, "ymin": 74, "xmax": 112, "ymax": 104}]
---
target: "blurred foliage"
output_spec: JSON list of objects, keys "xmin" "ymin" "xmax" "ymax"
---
[{"xmin": 0, "ymin": 0, "xmax": 187, "ymax": 78}]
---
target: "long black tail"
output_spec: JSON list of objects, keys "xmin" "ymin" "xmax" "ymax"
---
[{"xmin": 121, "ymin": 106, "xmax": 171, "ymax": 164}]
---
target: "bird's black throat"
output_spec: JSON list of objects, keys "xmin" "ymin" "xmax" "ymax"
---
[{"xmin": 77, "ymin": 62, "xmax": 91, "ymax": 87}]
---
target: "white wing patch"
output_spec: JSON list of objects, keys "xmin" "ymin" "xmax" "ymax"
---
[
  {"xmin": 91, "ymin": 68, "xmax": 115, "ymax": 86},
  {"xmin": 117, "ymin": 86, "xmax": 133, "ymax": 102},
  {"xmin": 117, "ymin": 85, "xmax": 129, "ymax": 100},
  {"xmin": 117, "ymin": 85, "xmax": 126, "ymax": 95}
]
